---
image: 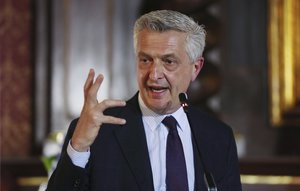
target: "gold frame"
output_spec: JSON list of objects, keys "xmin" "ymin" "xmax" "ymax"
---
[{"xmin": 268, "ymin": 0, "xmax": 300, "ymax": 127}]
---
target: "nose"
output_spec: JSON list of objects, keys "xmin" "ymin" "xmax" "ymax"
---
[{"xmin": 149, "ymin": 61, "xmax": 164, "ymax": 80}]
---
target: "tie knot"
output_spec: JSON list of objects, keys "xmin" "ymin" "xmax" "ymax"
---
[{"xmin": 162, "ymin": 116, "xmax": 177, "ymax": 130}]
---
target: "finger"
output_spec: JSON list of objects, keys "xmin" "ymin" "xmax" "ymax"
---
[
  {"xmin": 92, "ymin": 74, "xmax": 104, "ymax": 97},
  {"xmin": 96, "ymin": 99, "xmax": 126, "ymax": 112},
  {"xmin": 101, "ymin": 115, "xmax": 126, "ymax": 125},
  {"xmin": 84, "ymin": 69, "xmax": 95, "ymax": 97},
  {"xmin": 86, "ymin": 74, "xmax": 104, "ymax": 103}
]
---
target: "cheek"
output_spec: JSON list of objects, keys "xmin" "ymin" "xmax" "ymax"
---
[
  {"xmin": 172, "ymin": 71, "xmax": 192, "ymax": 90},
  {"xmin": 137, "ymin": 73, "xmax": 142, "ymax": 86},
  {"xmin": 137, "ymin": 70, "xmax": 147, "ymax": 86}
]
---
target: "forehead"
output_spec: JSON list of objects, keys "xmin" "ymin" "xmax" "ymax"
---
[{"xmin": 136, "ymin": 29, "xmax": 187, "ymax": 53}]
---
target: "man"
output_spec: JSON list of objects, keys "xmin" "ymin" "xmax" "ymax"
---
[{"xmin": 46, "ymin": 10, "xmax": 242, "ymax": 191}]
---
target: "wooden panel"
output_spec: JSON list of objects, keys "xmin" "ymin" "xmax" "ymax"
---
[
  {"xmin": 240, "ymin": 158, "xmax": 300, "ymax": 191},
  {"xmin": 0, "ymin": 0, "xmax": 33, "ymax": 156},
  {"xmin": 1, "ymin": 158, "xmax": 47, "ymax": 191}
]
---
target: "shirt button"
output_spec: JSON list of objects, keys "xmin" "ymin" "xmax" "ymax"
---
[{"xmin": 74, "ymin": 179, "xmax": 80, "ymax": 187}]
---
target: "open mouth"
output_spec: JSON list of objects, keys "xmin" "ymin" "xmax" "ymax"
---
[{"xmin": 149, "ymin": 86, "xmax": 168, "ymax": 93}]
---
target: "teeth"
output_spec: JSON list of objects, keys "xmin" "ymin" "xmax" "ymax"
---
[
  {"xmin": 150, "ymin": 87, "xmax": 166, "ymax": 92},
  {"xmin": 152, "ymin": 89, "xmax": 164, "ymax": 92}
]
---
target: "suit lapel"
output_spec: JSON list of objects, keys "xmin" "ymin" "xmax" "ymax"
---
[{"xmin": 114, "ymin": 94, "xmax": 154, "ymax": 191}]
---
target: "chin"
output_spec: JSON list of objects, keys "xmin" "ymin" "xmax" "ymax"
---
[{"xmin": 149, "ymin": 101, "xmax": 175, "ymax": 114}]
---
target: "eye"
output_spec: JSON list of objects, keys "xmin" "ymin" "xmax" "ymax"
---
[
  {"xmin": 162, "ymin": 57, "xmax": 177, "ymax": 65},
  {"xmin": 164, "ymin": 59, "xmax": 174, "ymax": 65},
  {"xmin": 162, "ymin": 58, "xmax": 178, "ymax": 71},
  {"xmin": 139, "ymin": 57, "xmax": 151, "ymax": 64}
]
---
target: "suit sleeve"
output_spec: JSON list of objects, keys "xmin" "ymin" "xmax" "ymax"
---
[{"xmin": 46, "ymin": 119, "xmax": 90, "ymax": 191}]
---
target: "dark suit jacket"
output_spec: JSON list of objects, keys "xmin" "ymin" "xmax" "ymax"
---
[{"xmin": 46, "ymin": 93, "xmax": 242, "ymax": 191}]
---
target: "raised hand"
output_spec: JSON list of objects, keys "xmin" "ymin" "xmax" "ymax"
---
[{"xmin": 71, "ymin": 69, "xmax": 126, "ymax": 152}]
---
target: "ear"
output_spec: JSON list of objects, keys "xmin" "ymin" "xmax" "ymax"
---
[{"xmin": 191, "ymin": 57, "xmax": 204, "ymax": 81}]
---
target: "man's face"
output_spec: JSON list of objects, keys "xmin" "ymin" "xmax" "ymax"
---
[{"xmin": 136, "ymin": 29, "xmax": 204, "ymax": 114}]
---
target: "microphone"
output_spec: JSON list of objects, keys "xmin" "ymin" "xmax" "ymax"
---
[
  {"xmin": 179, "ymin": 92, "xmax": 189, "ymax": 113},
  {"xmin": 179, "ymin": 93, "xmax": 217, "ymax": 191}
]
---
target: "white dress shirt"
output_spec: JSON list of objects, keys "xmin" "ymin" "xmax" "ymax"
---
[
  {"xmin": 138, "ymin": 95, "xmax": 195, "ymax": 191},
  {"xmin": 67, "ymin": 93, "xmax": 195, "ymax": 191}
]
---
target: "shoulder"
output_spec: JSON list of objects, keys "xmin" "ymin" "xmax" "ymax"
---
[
  {"xmin": 104, "ymin": 93, "xmax": 141, "ymax": 118},
  {"xmin": 104, "ymin": 99, "xmax": 140, "ymax": 118},
  {"xmin": 188, "ymin": 106, "xmax": 234, "ymax": 138}
]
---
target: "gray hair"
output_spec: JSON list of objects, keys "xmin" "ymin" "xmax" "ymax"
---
[{"xmin": 133, "ymin": 10, "xmax": 206, "ymax": 63}]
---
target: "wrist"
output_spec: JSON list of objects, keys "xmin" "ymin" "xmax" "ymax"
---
[{"xmin": 70, "ymin": 138, "xmax": 90, "ymax": 152}]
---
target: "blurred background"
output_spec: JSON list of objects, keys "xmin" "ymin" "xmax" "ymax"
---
[{"xmin": 1, "ymin": 0, "xmax": 300, "ymax": 190}]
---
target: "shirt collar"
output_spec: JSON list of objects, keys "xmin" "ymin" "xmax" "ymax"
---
[{"xmin": 138, "ymin": 93, "xmax": 187, "ymax": 132}]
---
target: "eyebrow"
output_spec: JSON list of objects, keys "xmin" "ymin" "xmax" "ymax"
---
[
  {"xmin": 161, "ymin": 54, "xmax": 178, "ymax": 59},
  {"xmin": 137, "ymin": 52, "xmax": 151, "ymax": 58},
  {"xmin": 138, "ymin": 51, "xmax": 179, "ymax": 60}
]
